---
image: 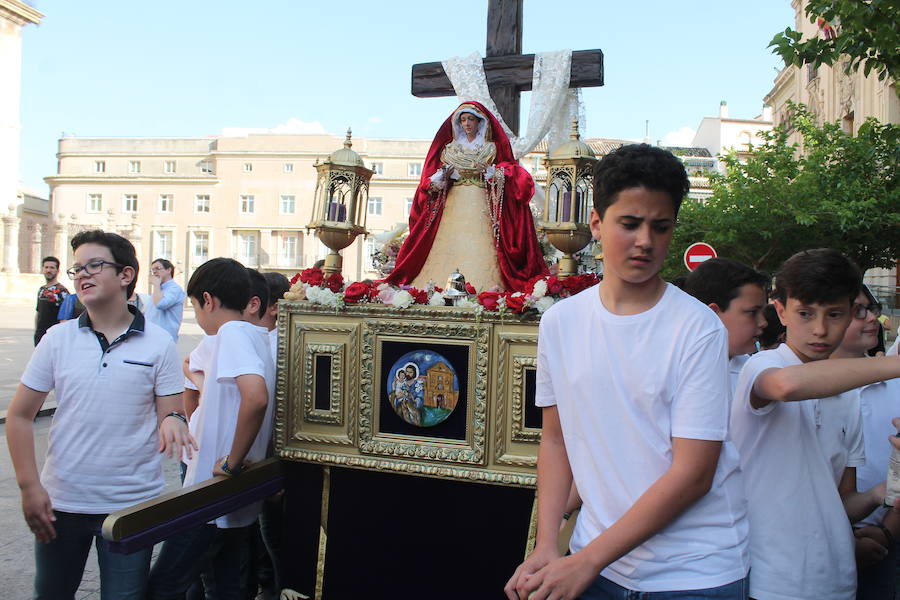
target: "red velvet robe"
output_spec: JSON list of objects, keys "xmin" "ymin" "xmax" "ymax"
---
[{"xmin": 385, "ymin": 101, "xmax": 548, "ymax": 292}]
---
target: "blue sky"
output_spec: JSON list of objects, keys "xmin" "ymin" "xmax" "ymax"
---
[{"xmin": 18, "ymin": 0, "xmax": 796, "ymax": 192}]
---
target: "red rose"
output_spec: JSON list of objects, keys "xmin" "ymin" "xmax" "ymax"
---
[
  {"xmin": 289, "ymin": 272, "xmax": 301, "ymax": 286},
  {"xmin": 343, "ymin": 281, "xmax": 370, "ymax": 303},
  {"xmin": 409, "ymin": 287, "xmax": 429, "ymax": 304},
  {"xmin": 505, "ymin": 294, "xmax": 527, "ymax": 314},
  {"xmin": 465, "ymin": 282, "xmax": 476, "ymax": 295},
  {"xmin": 477, "ymin": 291, "xmax": 502, "ymax": 311},
  {"xmin": 561, "ymin": 273, "xmax": 601, "ymax": 296},
  {"xmin": 367, "ymin": 285, "xmax": 382, "ymax": 302},
  {"xmin": 545, "ymin": 276, "xmax": 563, "ymax": 296},
  {"xmin": 523, "ymin": 275, "xmax": 544, "ymax": 296},
  {"xmin": 324, "ymin": 272, "xmax": 344, "ymax": 292},
  {"xmin": 299, "ymin": 267, "xmax": 324, "ymax": 287}
]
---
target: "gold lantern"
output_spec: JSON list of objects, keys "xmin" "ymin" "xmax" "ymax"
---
[
  {"xmin": 540, "ymin": 120, "xmax": 597, "ymax": 279},
  {"xmin": 307, "ymin": 129, "xmax": 374, "ymax": 275}
]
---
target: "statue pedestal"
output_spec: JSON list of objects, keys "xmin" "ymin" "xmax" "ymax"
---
[{"xmin": 276, "ymin": 303, "xmax": 542, "ymax": 597}]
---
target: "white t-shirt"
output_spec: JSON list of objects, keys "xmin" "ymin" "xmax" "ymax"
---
[
  {"xmin": 184, "ymin": 334, "xmax": 215, "ymax": 392},
  {"xmin": 730, "ymin": 344, "xmax": 858, "ymax": 600},
  {"xmin": 183, "ymin": 320, "xmax": 276, "ymax": 528},
  {"xmin": 268, "ymin": 327, "xmax": 278, "ymax": 365},
  {"xmin": 21, "ymin": 314, "xmax": 183, "ymax": 513},
  {"xmin": 729, "ymin": 354, "xmax": 750, "ymax": 395},
  {"xmin": 856, "ymin": 377, "xmax": 900, "ymax": 527},
  {"xmin": 536, "ymin": 283, "xmax": 749, "ymax": 592}
]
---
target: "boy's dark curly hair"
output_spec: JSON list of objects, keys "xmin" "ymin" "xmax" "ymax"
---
[{"xmin": 592, "ymin": 143, "xmax": 690, "ymax": 218}]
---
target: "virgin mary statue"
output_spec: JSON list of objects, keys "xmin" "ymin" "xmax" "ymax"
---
[{"xmin": 385, "ymin": 101, "xmax": 548, "ymax": 292}]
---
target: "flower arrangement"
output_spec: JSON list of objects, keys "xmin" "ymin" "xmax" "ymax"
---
[{"xmin": 284, "ymin": 267, "xmax": 600, "ymax": 316}]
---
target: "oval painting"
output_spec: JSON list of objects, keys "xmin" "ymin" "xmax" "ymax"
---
[{"xmin": 386, "ymin": 350, "xmax": 460, "ymax": 427}]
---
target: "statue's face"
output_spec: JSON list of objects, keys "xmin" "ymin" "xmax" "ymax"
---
[{"xmin": 459, "ymin": 113, "xmax": 480, "ymax": 138}]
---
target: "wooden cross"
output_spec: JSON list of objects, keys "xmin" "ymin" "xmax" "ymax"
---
[{"xmin": 411, "ymin": 0, "xmax": 604, "ymax": 136}]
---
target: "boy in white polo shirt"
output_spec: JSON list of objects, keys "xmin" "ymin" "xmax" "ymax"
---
[
  {"xmin": 6, "ymin": 229, "xmax": 192, "ymax": 599},
  {"xmin": 148, "ymin": 258, "xmax": 275, "ymax": 600},
  {"xmin": 506, "ymin": 144, "xmax": 749, "ymax": 600},
  {"xmin": 730, "ymin": 249, "xmax": 900, "ymax": 600}
]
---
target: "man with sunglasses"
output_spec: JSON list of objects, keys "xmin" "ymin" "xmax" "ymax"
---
[
  {"xmin": 6, "ymin": 230, "xmax": 195, "ymax": 599},
  {"xmin": 147, "ymin": 258, "xmax": 186, "ymax": 342}
]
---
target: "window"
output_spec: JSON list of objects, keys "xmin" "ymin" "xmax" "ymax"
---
[
  {"xmin": 155, "ymin": 231, "xmax": 173, "ymax": 260},
  {"xmin": 275, "ymin": 231, "xmax": 300, "ymax": 266},
  {"xmin": 405, "ymin": 197, "xmax": 413, "ymax": 216},
  {"xmin": 192, "ymin": 231, "xmax": 209, "ymax": 263},
  {"xmin": 280, "ymin": 195, "xmax": 295, "ymax": 215},
  {"xmin": 158, "ymin": 194, "xmax": 174, "ymax": 213},
  {"xmin": 365, "ymin": 237, "xmax": 378, "ymax": 270},
  {"xmin": 123, "ymin": 194, "xmax": 138, "ymax": 213},
  {"xmin": 237, "ymin": 231, "xmax": 258, "ymax": 266},
  {"xmin": 88, "ymin": 193, "xmax": 102, "ymax": 212},
  {"xmin": 200, "ymin": 160, "xmax": 213, "ymax": 174},
  {"xmin": 283, "ymin": 163, "xmax": 293, "ymax": 173},
  {"xmin": 408, "ymin": 163, "xmax": 422, "ymax": 176},
  {"xmin": 371, "ymin": 162, "xmax": 383, "ymax": 175},
  {"xmin": 164, "ymin": 160, "xmax": 176, "ymax": 174},
  {"xmin": 128, "ymin": 160, "xmax": 141, "ymax": 174},
  {"xmin": 243, "ymin": 162, "xmax": 253, "ymax": 173},
  {"xmin": 93, "ymin": 160, "xmax": 105, "ymax": 173},
  {"xmin": 367, "ymin": 196, "xmax": 383, "ymax": 216},
  {"xmin": 240, "ymin": 194, "xmax": 255, "ymax": 214},
  {"xmin": 195, "ymin": 194, "xmax": 210, "ymax": 213}
]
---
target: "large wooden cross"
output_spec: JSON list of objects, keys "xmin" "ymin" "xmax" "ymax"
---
[{"xmin": 411, "ymin": 0, "xmax": 604, "ymax": 136}]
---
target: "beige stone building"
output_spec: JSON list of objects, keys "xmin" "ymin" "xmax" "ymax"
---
[{"xmin": 763, "ymin": 0, "xmax": 899, "ymax": 292}]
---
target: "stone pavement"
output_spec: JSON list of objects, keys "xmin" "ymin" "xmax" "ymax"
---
[{"xmin": 0, "ymin": 300, "xmax": 201, "ymax": 599}]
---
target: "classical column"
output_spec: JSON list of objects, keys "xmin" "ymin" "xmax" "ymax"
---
[
  {"xmin": 29, "ymin": 221, "xmax": 41, "ymax": 272},
  {"xmin": 2, "ymin": 205, "xmax": 20, "ymax": 273},
  {"xmin": 53, "ymin": 215, "xmax": 68, "ymax": 265}
]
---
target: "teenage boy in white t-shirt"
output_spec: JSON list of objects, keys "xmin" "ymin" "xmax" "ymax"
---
[
  {"xmin": 506, "ymin": 144, "xmax": 750, "ymax": 600},
  {"xmin": 683, "ymin": 257, "xmax": 769, "ymax": 391},
  {"xmin": 6, "ymin": 230, "xmax": 194, "ymax": 599},
  {"xmin": 730, "ymin": 249, "xmax": 900, "ymax": 600},
  {"xmin": 147, "ymin": 258, "xmax": 276, "ymax": 600}
]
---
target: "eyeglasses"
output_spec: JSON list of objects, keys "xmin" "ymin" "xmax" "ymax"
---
[
  {"xmin": 66, "ymin": 259, "xmax": 124, "ymax": 279},
  {"xmin": 853, "ymin": 302, "xmax": 882, "ymax": 320}
]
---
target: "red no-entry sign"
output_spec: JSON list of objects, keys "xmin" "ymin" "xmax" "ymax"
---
[{"xmin": 684, "ymin": 242, "xmax": 717, "ymax": 271}]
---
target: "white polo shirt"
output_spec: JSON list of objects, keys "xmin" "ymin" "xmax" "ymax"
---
[
  {"xmin": 730, "ymin": 344, "xmax": 858, "ymax": 600},
  {"xmin": 22, "ymin": 307, "xmax": 183, "ymax": 514}
]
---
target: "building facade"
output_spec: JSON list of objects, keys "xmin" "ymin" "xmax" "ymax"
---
[{"xmin": 692, "ymin": 101, "xmax": 774, "ymax": 173}]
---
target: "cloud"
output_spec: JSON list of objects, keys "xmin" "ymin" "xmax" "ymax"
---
[
  {"xmin": 221, "ymin": 118, "xmax": 326, "ymax": 137},
  {"xmin": 660, "ymin": 126, "xmax": 697, "ymax": 147}
]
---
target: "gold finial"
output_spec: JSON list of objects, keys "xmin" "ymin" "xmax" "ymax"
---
[
  {"xmin": 344, "ymin": 128, "xmax": 353, "ymax": 149},
  {"xmin": 570, "ymin": 119, "xmax": 581, "ymax": 141}
]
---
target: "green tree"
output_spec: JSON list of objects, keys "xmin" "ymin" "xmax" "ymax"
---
[
  {"xmin": 769, "ymin": 0, "xmax": 900, "ymax": 85},
  {"xmin": 663, "ymin": 103, "xmax": 900, "ymax": 279}
]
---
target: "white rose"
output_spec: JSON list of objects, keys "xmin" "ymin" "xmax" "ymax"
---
[
  {"xmin": 391, "ymin": 290, "xmax": 414, "ymax": 309},
  {"xmin": 535, "ymin": 296, "xmax": 555, "ymax": 313},
  {"xmin": 428, "ymin": 292, "xmax": 445, "ymax": 306},
  {"xmin": 532, "ymin": 279, "xmax": 548, "ymax": 299},
  {"xmin": 456, "ymin": 298, "xmax": 478, "ymax": 309}
]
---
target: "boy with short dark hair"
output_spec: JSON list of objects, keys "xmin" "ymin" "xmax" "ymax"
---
[
  {"xmin": 683, "ymin": 257, "xmax": 769, "ymax": 388},
  {"xmin": 262, "ymin": 271, "xmax": 290, "ymax": 362},
  {"xmin": 7, "ymin": 230, "xmax": 192, "ymax": 599},
  {"xmin": 506, "ymin": 144, "xmax": 749, "ymax": 599},
  {"xmin": 148, "ymin": 258, "xmax": 276, "ymax": 600},
  {"xmin": 730, "ymin": 248, "xmax": 900, "ymax": 599}
]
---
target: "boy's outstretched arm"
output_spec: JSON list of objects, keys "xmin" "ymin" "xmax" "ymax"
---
[
  {"xmin": 5, "ymin": 383, "xmax": 55, "ymax": 542},
  {"xmin": 214, "ymin": 373, "xmax": 268, "ymax": 474},
  {"xmin": 510, "ymin": 436, "xmax": 722, "ymax": 600},
  {"xmin": 504, "ymin": 406, "xmax": 571, "ymax": 599},
  {"xmin": 751, "ymin": 355, "xmax": 900, "ymax": 409}
]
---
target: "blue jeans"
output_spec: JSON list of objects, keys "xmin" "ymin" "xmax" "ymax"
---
[
  {"xmin": 147, "ymin": 523, "xmax": 252, "ymax": 600},
  {"xmin": 33, "ymin": 510, "xmax": 151, "ymax": 600},
  {"xmin": 580, "ymin": 575, "xmax": 749, "ymax": 600}
]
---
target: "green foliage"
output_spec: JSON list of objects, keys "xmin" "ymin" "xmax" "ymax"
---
[
  {"xmin": 769, "ymin": 0, "xmax": 900, "ymax": 85},
  {"xmin": 663, "ymin": 103, "xmax": 900, "ymax": 279}
]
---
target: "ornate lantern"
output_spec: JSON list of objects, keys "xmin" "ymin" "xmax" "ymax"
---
[
  {"xmin": 307, "ymin": 129, "xmax": 374, "ymax": 275},
  {"xmin": 540, "ymin": 121, "xmax": 597, "ymax": 279}
]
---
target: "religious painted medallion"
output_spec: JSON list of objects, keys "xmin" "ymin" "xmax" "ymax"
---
[{"xmin": 386, "ymin": 350, "xmax": 460, "ymax": 427}]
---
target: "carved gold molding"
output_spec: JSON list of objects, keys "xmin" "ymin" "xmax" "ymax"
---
[
  {"xmin": 303, "ymin": 342, "xmax": 344, "ymax": 425},
  {"xmin": 495, "ymin": 332, "xmax": 540, "ymax": 467}
]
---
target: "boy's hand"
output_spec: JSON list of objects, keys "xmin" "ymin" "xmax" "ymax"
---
[
  {"xmin": 21, "ymin": 483, "xmax": 56, "ymax": 543},
  {"xmin": 507, "ymin": 552, "xmax": 597, "ymax": 600},
  {"xmin": 158, "ymin": 417, "xmax": 197, "ymax": 460},
  {"xmin": 213, "ymin": 455, "xmax": 250, "ymax": 477},
  {"xmin": 504, "ymin": 544, "xmax": 560, "ymax": 599},
  {"xmin": 854, "ymin": 527, "xmax": 889, "ymax": 568}
]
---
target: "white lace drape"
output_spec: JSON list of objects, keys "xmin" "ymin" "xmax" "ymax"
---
[{"xmin": 441, "ymin": 50, "xmax": 585, "ymax": 160}]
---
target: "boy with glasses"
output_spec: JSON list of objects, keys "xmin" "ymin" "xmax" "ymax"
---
[{"xmin": 6, "ymin": 230, "xmax": 194, "ymax": 599}]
